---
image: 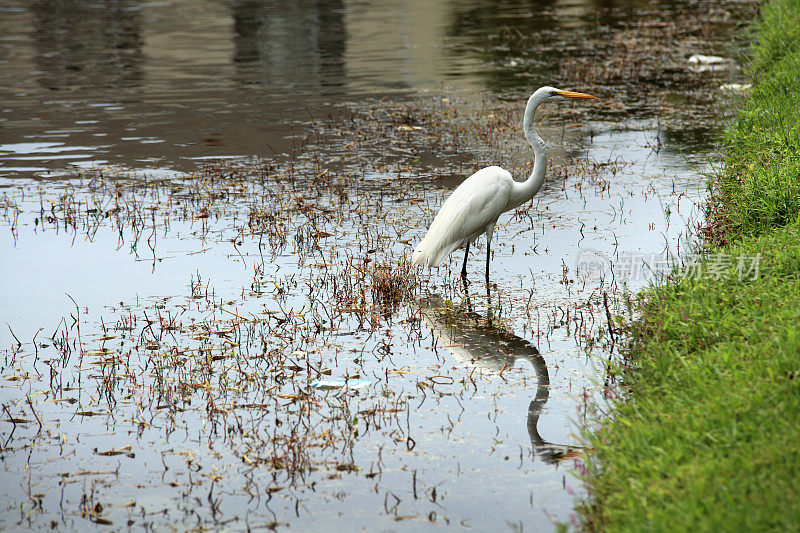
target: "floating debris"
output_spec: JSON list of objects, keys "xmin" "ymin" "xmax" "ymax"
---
[
  {"xmin": 688, "ymin": 54, "xmax": 729, "ymax": 64},
  {"xmin": 688, "ymin": 54, "xmax": 733, "ymax": 72},
  {"xmin": 310, "ymin": 379, "xmax": 371, "ymax": 390},
  {"xmin": 719, "ymin": 83, "xmax": 752, "ymax": 93}
]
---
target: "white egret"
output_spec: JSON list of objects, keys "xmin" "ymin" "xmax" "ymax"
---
[{"xmin": 412, "ymin": 86, "xmax": 598, "ymax": 285}]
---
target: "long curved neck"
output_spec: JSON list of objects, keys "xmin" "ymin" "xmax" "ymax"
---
[{"xmin": 508, "ymin": 96, "xmax": 547, "ymax": 210}]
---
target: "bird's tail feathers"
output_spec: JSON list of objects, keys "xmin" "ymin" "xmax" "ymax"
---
[
  {"xmin": 412, "ymin": 235, "xmax": 458, "ymax": 268},
  {"xmin": 411, "ymin": 240, "xmax": 429, "ymax": 266}
]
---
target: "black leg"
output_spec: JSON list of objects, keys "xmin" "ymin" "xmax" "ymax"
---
[
  {"xmin": 461, "ymin": 241, "xmax": 470, "ymax": 280},
  {"xmin": 461, "ymin": 276, "xmax": 473, "ymax": 312},
  {"xmin": 485, "ymin": 240, "xmax": 491, "ymax": 286}
]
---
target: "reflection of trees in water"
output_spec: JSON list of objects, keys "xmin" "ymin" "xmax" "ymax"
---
[
  {"xmin": 420, "ymin": 295, "xmax": 581, "ymax": 464},
  {"xmin": 443, "ymin": 0, "xmax": 562, "ymax": 90},
  {"xmin": 31, "ymin": 0, "xmax": 143, "ymax": 92},
  {"xmin": 442, "ymin": 0, "xmax": 647, "ymax": 92},
  {"xmin": 231, "ymin": 0, "xmax": 345, "ymax": 91}
]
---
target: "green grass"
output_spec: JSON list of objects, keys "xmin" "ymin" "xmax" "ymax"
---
[
  {"xmin": 707, "ymin": 0, "xmax": 800, "ymax": 243},
  {"xmin": 580, "ymin": 0, "xmax": 800, "ymax": 530}
]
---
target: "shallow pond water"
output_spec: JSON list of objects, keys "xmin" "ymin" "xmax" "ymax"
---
[{"xmin": 0, "ymin": 0, "xmax": 755, "ymax": 529}]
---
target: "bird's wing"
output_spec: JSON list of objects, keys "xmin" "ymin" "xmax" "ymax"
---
[{"xmin": 413, "ymin": 167, "xmax": 512, "ymax": 267}]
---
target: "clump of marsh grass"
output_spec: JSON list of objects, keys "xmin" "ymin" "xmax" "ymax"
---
[{"xmin": 369, "ymin": 261, "xmax": 415, "ymax": 311}]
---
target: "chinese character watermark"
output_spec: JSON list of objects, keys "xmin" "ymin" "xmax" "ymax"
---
[{"xmin": 577, "ymin": 250, "xmax": 761, "ymax": 283}]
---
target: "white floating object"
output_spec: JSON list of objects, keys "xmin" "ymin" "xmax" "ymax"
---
[
  {"xmin": 688, "ymin": 54, "xmax": 729, "ymax": 65},
  {"xmin": 687, "ymin": 54, "xmax": 733, "ymax": 73},
  {"xmin": 310, "ymin": 379, "xmax": 371, "ymax": 390},
  {"xmin": 719, "ymin": 83, "xmax": 752, "ymax": 92}
]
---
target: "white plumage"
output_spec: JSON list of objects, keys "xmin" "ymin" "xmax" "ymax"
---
[
  {"xmin": 412, "ymin": 166, "xmax": 512, "ymax": 267},
  {"xmin": 412, "ymin": 86, "xmax": 598, "ymax": 285}
]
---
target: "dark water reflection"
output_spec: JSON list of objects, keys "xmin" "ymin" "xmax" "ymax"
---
[
  {"xmin": 231, "ymin": 0, "xmax": 346, "ymax": 91},
  {"xmin": 0, "ymin": 0, "xmax": 749, "ymax": 176},
  {"xmin": 31, "ymin": 0, "xmax": 144, "ymax": 93},
  {"xmin": 420, "ymin": 295, "xmax": 582, "ymax": 465}
]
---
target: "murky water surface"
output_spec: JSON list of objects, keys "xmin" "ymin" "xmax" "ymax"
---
[{"xmin": 1, "ymin": 0, "xmax": 754, "ymax": 529}]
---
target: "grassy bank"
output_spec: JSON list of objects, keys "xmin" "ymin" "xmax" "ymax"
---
[{"xmin": 580, "ymin": 0, "xmax": 800, "ymax": 530}]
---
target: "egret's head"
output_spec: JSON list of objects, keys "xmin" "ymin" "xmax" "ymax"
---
[{"xmin": 533, "ymin": 86, "xmax": 598, "ymax": 104}]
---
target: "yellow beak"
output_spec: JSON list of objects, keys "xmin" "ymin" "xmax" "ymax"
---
[{"xmin": 554, "ymin": 90, "xmax": 599, "ymax": 99}]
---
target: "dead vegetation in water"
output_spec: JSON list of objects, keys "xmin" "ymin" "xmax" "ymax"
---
[
  {"xmin": 0, "ymin": 2, "xmax": 754, "ymax": 520},
  {"xmin": 0, "ymin": 3, "xmax": 762, "ymax": 531},
  {"xmin": 369, "ymin": 261, "xmax": 415, "ymax": 311},
  {"xmin": 0, "ymin": 141, "xmax": 631, "ymax": 527}
]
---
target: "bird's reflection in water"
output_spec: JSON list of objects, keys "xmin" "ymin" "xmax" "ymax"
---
[{"xmin": 419, "ymin": 295, "xmax": 582, "ymax": 465}]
